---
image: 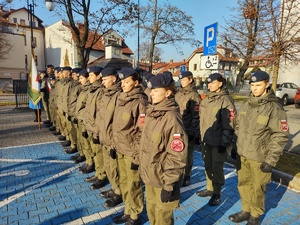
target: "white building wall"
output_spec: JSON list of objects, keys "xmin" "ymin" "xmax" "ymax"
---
[
  {"xmin": 45, "ymin": 20, "xmax": 76, "ymax": 67},
  {"xmin": 188, "ymin": 53, "xmax": 213, "ymax": 79},
  {"xmin": 0, "ymin": 9, "xmax": 45, "ymax": 80}
]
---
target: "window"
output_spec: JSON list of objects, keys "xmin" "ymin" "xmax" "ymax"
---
[
  {"xmin": 25, "ymin": 55, "xmax": 28, "ymax": 66},
  {"xmin": 20, "ymin": 19, "xmax": 25, "ymax": 25},
  {"xmin": 30, "ymin": 21, "xmax": 36, "ymax": 27},
  {"xmin": 34, "ymin": 55, "xmax": 38, "ymax": 66},
  {"xmin": 13, "ymin": 18, "xmax": 17, "ymax": 23},
  {"xmin": 193, "ymin": 64, "xmax": 197, "ymax": 70},
  {"xmin": 31, "ymin": 37, "xmax": 37, "ymax": 48}
]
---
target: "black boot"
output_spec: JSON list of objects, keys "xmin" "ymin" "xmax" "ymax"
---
[
  {"xmin": 208, "ymin": 194, "xmax": 221, "ymax": 206},
  {"xmin": 229, "ymin": 211, "xmax": 250, "ymax": 223},
  {"xmin": 182, "ymin": 176, "xmax": 190, "ymax": 187},
  {"xmin": 104, "ymin": 193, "xmax": 123, "ymax": 207},
  {"xmin": 80, "ymin": 164, "xmax": 95, "ymax": 174},
  {"xmin": 70, "ymin": 153, "xmax": 80, "ymax": 160},
  {"xmin": 90, "ymin": 178, "xmax": 107, "ymax": 190},
  {"xmin": 113, "ymin": 214, "xmax": 130, "ymax": 224},
  {"xmin": 61, "ymin": 140, "xmax": 71, "ymax": 147},
  {"xmin": 125, "ymin": 218, "xmax": 141, "ymax": 225},
  {"xmin": 100, "ymin": 189, "xmax": 115, "ymax": 198},
  {"xmin": 75, "ymin": 156, "xmax": 86, "ymax": 163}
]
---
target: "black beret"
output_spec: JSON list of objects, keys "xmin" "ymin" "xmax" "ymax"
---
[
  {"xmin": 62, "ymin": 66, "xmax": 72, "ymax": 71},
  {"xmin": 71, "ymin": 67, "xmax": 82, "ymax": 74},
  {"xmin": 54, "ymin": 67, "xmax": 61, "ymax": 72},
  {"xmin": 101, "ymin": 67, "xmax": 118, "ymax": 77},
  {"xmin": 78, "ymin": 69, "xmax": 89, "ymax": 78},
  {"xmin": 207, "ymin": 73, "xmax": 223, "ymax": 83},
  {"xmin": 88, "ymin": 66, "xmax": 103, "ymax": 74},
  {"xmin": 178, "ymin": 71, "xmax": 193, "ymax": 79},
  {"xmin": 49, "ymin": 75, "xmax": 55, "ymax": 80},
  {"xmin": 46, "ymin": 64, "xmax": 54, "ymax": 68},
  {"xmin": 162, "ymin": 71, "xmax": 173, "ymax": 77},
  {"xmin": 145, "ymin": 73, "xmax": 154, "ymax": 82},
  {"xmin": 118, "ymin": 67, "xmax": 137, "ymax": 80},
  {"xmin": 39, "ymin": 70, "xmax": 46, "ymax": 74},
  {"xmin": 249, "ymin": 71, "xmax": 270, "ymax": 83},
  {"xmin": 148, "ymin": 73, "xmax": 174, "ymax": 89}
]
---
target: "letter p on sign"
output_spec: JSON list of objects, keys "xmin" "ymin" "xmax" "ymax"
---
[{"xmin": 203, "ymin": 22, "xmax": 218, "ymax": 56}]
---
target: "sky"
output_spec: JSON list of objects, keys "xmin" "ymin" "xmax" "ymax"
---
[{"xmin": 5, "ymin": 0, "xmax": 238, "ymax": 62}]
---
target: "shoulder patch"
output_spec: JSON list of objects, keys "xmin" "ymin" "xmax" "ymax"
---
[
  {"xmin": 139, "ymin": 114, "xmax": 145, "ymax": 126},
  {"xmin": 170, "ymin": 134, "xmax": 185, "ymax": 152},
  {"xmin": 280, "ymin": 120, "xmax": 289, "ymax": 132},
  {"xmin": 194, "ymin": 103, "xmax": 199, "ymax": 112},
  {"xmin": 228, "ymin": 109, "xmax": 235, "ymax": 120}
]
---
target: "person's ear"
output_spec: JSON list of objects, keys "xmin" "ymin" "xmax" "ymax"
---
[{"xmin": 165, "ymin": 90, "xmax": 172, "ymax": 98}]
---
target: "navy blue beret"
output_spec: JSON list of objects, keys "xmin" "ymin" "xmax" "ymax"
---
[
  {"xmin": 249, "ymin": 71, "xmax": 269, "ymax": 83},
  {"xmin": 78, "ymin": 69, "xmax": 89, "ymax": 78},
  {"xmin": 178, "ymin": 71, "xmax": 193, "ymax": 79},
  {"xmin": 46, "ymin": 64, "xmax": 54, "ymax": 69},
  {"xmin": 88, "ymin": 66, "xmax": 103, "ymax": 74},
  {"xmin": 101, "ymin": 67, "xmax": 118, "ymax": 77},
  {"xmin": 207, "ymin": 73, "xmax": 223, "ymax": 83},
  {"xmin": 71, "ymin": 67, "xmax": 82, "ymax": 74},
  {"xmin": 49, "ymin": 75, "xmax": 55, "ymax": 80},
  {"xmin": 162, "ymin": 71, "xmax": 173, "ymax": 77},
  {"xmin": 148, "ymin": 72, "xmax": 174, "ymax": 89},
  {"xmin": 62, "ymin": 66, "xmax": 72, "ymax": 71},
  {"xmin": 145, "ymin": 73, "xmax": 154, "ymax": 82},
  {"xmin": 54, "ymin": 67, "xmax": 61, "ymax": 72},
  {"xmin": 118, "ymin": 67, "xmax": 137, "ymax": 80}
]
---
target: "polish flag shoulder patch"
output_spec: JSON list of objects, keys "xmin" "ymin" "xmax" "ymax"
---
[
  {"xmin": 194, "ymin": 103, "xmax": 199, "ymax": 112},
  {"xmin": 170, "ymin": 134, "xmax": 185, "ymax": 152},
  {"xmin": 280, "ymin": 120, "xmax": 289, "ymax": 132},
  {"xmin": 228, "ymin": 109, "xmax": 235, "ymax": 120},
  {"xmin": 139, "ymin": 114, "xmax": 145, "ymax": 126}
]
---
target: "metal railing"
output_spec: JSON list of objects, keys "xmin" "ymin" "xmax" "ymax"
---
[{"xmin": 14, "ymin": 80, "xmax": 29, "ymax": 108}]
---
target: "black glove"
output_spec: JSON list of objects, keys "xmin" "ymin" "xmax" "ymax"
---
[
  {"xmin": 82, "ymin": 131, "xmax": 88, "ymax": 139},
  {"xmin": 92, "ymin": 137, "xmax": 100, "ymax": 144},
  {"xmin": 73, "ymin": 118, "xmax": 78, "ymax": 124},
  {"xmin": 260, "ymin": 162, "xmax": 273, "ymax": 173},
  {"xmin": 110, "ymin": 149, "xmax": 117, "ymax": 159},
  {"xmin": 63, "ymin": 111, "xmax": 66, "ymax": 116},
  {"xmin": 231, "ymin": 147, "xmax": 237, "ymax": 159},
  {"xmin": 218, "ymin": 145, "xmax": 227, "ymax": 153},
  {"xmin": 194, "ymin": 136, "xmax": 200, "ymax": 145},
  {"xmin": 130, "ymin": 162, "xmax": 139, "ymax": 170},
  {"xmin": 188, "ymin": 135, "xmax": 195, "ymax": 141},
  {"xmin": 67, "ymin": 115, "xmax": 71, "ymax": 121},
  {"xmin": 161, "ymin": 189, "xmax": 174, "ymax": 203}
]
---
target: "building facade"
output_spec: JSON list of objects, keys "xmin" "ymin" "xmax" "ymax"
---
[{"xmin": 0, "ymin": 7, "xmax": 45, "ymax": 91}]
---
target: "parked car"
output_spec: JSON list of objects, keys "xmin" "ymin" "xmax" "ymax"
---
[
  {"xmin": 273, "ymin": 82, "xmax": 299, "ymax": 106},
  {"xmin": 294, "ymin": 87, "xmax": 300, "ymax": 108}
]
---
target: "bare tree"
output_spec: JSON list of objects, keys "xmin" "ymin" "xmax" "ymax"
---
[
  {"xmin": 0, "ymin": 32, "xmax": 12, "ymax": 62},
  {"xmin": 138, "ymin": 0, "xmax": 200, "ymax": 72},
  {"xmin": 221, "ymin": 0, "xmax": 261, "ymax": 89},
  {"xmin": 0, "ymin": 3, "xmax": 13, "ymax": 62},
  {"xmin": 259, "ymin": 0, "xmax": 300, "ymax": 92},
  {"xmin": 53, "ymin": 0, "xmax": 137, "ymax": 68},
  {"xmin": 139, "ymin": 41, "xmax": 164, "ymax": 63}
]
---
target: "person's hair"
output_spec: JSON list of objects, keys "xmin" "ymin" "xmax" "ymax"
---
[
  {"xmin": 216, "ymin": 76, "xmax": 226, "ymax": 89},
  {"xmin": 129, "ymin": 73, "xmax": 142, "ymax": 84},
  {"xmin": 164, "ymin": 82, "xmax": 176, "ymax": 95}
]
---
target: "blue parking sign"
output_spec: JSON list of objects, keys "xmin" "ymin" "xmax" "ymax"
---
[
  {"xmin": 180, "ymin": 65, "xmax": 186, "ymax": 73},
  {"xmin": 203, "ymin": 23, "xmax": 218, "ymax": 56}
]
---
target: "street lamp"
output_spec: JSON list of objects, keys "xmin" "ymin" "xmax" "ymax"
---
[{"xmin": 6, "ymin": 0, "xmax": 55, "ymax": 54}]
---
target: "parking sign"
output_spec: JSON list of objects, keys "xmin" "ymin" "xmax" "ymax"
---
[{"xmin": 203, "ymin": 23, "xmax": 218, "ymax": 56}]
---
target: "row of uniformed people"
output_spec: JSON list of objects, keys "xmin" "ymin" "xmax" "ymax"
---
[{"xmin": 45, "ymin": 66, "xmax": 288, "ymax": 225}]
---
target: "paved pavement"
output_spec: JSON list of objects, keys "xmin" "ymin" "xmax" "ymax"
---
[{"xmin": 0, "ymin": 106, "xmax": 300, "ymax": 225}]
